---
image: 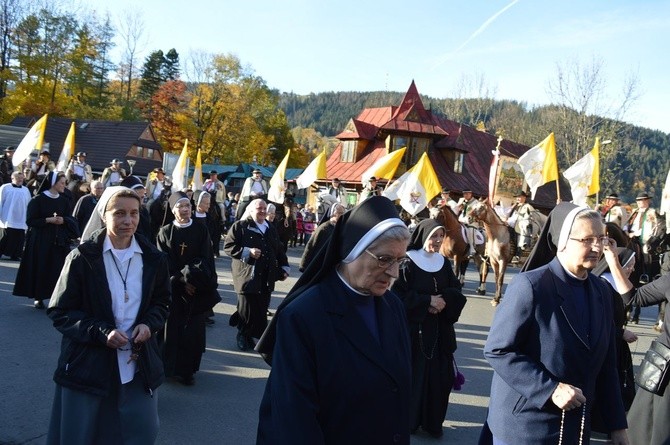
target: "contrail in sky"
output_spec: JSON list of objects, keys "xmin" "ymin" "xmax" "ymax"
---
[{"xmin": 432, "ymin": 0, "xmax": 520, "ymax": 70}]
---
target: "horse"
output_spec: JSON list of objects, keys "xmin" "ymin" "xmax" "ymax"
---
[
  {"xmin": 467, "ymin": 199, "xmax": 512, "ymax": 306},
  {"xmin": 435, "ymin": 205, "xmax": 486, "ymax": 286},
  {"xmin": 509, "ymin": 209, "xmax": 548, "ymax": 266}
]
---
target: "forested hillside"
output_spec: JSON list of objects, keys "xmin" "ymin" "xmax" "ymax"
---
[{"xmin": 280, "ymin": 91, "xmax": 670, "ymax": 203}]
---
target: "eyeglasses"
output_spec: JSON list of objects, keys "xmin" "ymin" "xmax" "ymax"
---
[
  {"xmin": 364, "ymin": 249, "xmax": 411, "ymax": 270},
  {"xmin": 569, "ymin": 236, "xmax": 609, "ymax": 247}
]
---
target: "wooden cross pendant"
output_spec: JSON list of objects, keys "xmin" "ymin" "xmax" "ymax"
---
[
  {"xmin": 179, "ymin": 242, "xmax": 188, "ymax": 255},
  {"xmin": 124, "ymin": 291, "xmax": 129, "ymax": 303}
]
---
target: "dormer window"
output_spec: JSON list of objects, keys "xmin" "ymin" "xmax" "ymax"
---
[
  {"xmin": 341, "ymin": 140, "xmax": 357, "ymax": 162},
  {"xmin": 391, "ymin": 136, "xmax": 430, "ymax": 166},
  {"xmin": 445, "ymin": 149, "xmax": 465, "ymax": 174}
]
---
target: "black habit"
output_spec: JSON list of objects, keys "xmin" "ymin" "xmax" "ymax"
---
[
  {"xmin": 156, "ymin": 221, "xmax": 219, "ymax": 380},
  {"xmin": 14, "ymin": 193, "xmax": 76, "ymax": 301}
]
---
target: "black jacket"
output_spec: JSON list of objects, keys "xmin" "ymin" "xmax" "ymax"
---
[{"xmin": 47, "ymin": 230, "xmax": 171, "ymax": 396}]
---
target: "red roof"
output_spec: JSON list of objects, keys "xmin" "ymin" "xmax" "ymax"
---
[{"xmin": 323, "ymin": 81, "xmax": 564, "ymax": 209}]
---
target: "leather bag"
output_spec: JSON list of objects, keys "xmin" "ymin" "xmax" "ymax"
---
[{"xmin": 635, "ymin": 340, "xmax": 670, "ymax": 395}]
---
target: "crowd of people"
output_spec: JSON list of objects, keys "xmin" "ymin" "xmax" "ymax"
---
[{"xmin": 3, "ymin": 146, "xmax": 670, "ymax": 444}]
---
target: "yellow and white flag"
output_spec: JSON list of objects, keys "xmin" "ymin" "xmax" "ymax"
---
[
  {"xmin": 563, "ymin": 137, "xmax": 600, "ymax": 206},
  {"xmin": 268, "ymin": 150, "xmax": 290, "ymax": 203},
  {"xmin": 360, "ymin": 147, "xmax": 406, "ymax": 183},
  {"xmin": 517, "ymin": 132, "xmax": 559, "ymax": 199},
  {"xmin": 56, "ymin": 122, "xmax": 76, "ymax": 172},
  {"xmin": 660, "ymin": 167, "xmax": 670, "ymax": 217},
  {"xmin": 383, "ymin": 152, "xmax": 441, "ymax": 216},
  {"xmin": 191, "ymin": 148, "xmax": 203, "ymax": 190},
  {"xmin": 296, "ymin": 149, "xmax": 327, "ymax": 189},
  {"xmin": 13, "ymin": 114, "xmax": 48, "ymax": 167},
  {"xmin": 171, "ymin": 139, "xmax": 189, "ymax": 192}
]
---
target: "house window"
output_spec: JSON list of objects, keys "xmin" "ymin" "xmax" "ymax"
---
[
  {"xmin": 147, "ymin": 148, "xmax": 154, "ymax": 159},
  {"xmin": 136, "ymin": 147, "xmax": 144, "ymax": 157},
  {"xmin": 454, "ymin": 152, "xmax": 464, "ymax": 174},
  {"xmin": 340, "ymin": 140, "xmax": 356, "ymax": 163},
  {"xmin": 392, "ymin": 136, "xmax": 430, "ymax": 166}
]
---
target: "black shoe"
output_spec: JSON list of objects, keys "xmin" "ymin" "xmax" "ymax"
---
[
  {"xmin": 205, "ymin": 317, "xmax": 215, "ymax": 326},
  {"xmin": 180, "ymin": 374, "xmax": 195, "ymax": 386},
  {"xmin": 245, "ymin": 335, "xmax": 256, "ymax": 350},
  {"xmin": 237, "ymin": 333, "xmax": 250, "ymax": 351},
  {"xmin": 34, "ymin": 300, "xmax": 45, "ymax": 309},
  {"xmin": 632, "ymin": 318, "xmax": 639, "ymax": 324}
]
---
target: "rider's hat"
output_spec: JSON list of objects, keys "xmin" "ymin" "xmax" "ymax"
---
[
  {"xmin": 76, "ymin": 152, "xmax": 87, "ymax": 157},
  {"xmin": 514, "ymin": 190, "xmax": 529, "ymax": 198},
  {"xmin": 636, "ymin": 192, "xmax": 651, "ymax": 201},
  {"xmin": 605, "ymin": 193, "xmax": 619, "ymax": 200}
]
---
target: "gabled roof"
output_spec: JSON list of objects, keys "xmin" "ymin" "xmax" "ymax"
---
[
  {"xmin": 323, "ymin": 81, "xmax": 565, "ymax": 208},
  {"xmin": 9, "ymin": 116, "xmax": 163, "ymax": 176},
  {"xmin": 334, "ymin": 118, "xmax": 378, "ymax": 140}
]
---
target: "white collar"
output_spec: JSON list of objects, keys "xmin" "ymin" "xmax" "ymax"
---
[
  {"xmin": 406, "ymin": 249, "xmax": 444, "ymax": 273},
  {"xmin": 172, "ymin": 219, "xmax": 193, "ymax": 228},
  {"xmin": 103, "ymin": 234, "xmax": 142, "ymax": 262},
  {"xmin": 43, "ymin": 190, "xmax": 59, "ymax": 199}
]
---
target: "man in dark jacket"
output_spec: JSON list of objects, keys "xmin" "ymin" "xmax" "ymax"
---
[{"xmin": 224, "ymin": 198, "xmax": 289, "ymax": 351}]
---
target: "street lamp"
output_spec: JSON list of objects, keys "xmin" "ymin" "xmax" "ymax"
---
[{"xmin": 127, "ymin": 159, "xmax": 136, "ymax": 175}]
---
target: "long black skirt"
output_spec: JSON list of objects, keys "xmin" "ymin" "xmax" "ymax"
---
[{"xmin": 0, "ymin": 227, "xmax": 25, "ymax": 259}]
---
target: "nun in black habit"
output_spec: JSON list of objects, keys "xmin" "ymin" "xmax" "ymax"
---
[
  {"xmin": 392, "ymin": 218, "xmax": 466, "ymax": 438},
  {"xmin": 13, "ymin": 171, "xmax": 79, "ymax": 308},
  {"xmin": 256, "ymin": 196, "xmax": 413, "ymax": 445},
  {"xmin": 156, "ymin": 191, "xmax": 220, "ymax": 385}
]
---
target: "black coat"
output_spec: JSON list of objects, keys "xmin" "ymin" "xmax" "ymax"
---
[
  {"xmin": 224, "ymin": 218, "xmax": 288, "ymax": 295},
  {"xmin": 47, "ymin": 230, "xmax": 171, "ymax": 396},
  {"xmin": 257, "ymin": 272, "xmax": 412, "ymax": 445}
]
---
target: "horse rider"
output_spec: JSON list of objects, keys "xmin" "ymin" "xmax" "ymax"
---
[
  {"xmin": 236, "ymin": 168, "xmax": 268, "ymax": 220},
  {"xmin": 627, "ymin": 191, "xmax": 665, "ymax": 323},
  {"xmin": 145, "ymin": 167, "xmax": 167, "ymax": 207},
  {"xmin": 29, "ymin": 149, "xmax": 56, "ymax": 188},
  {"xmin": 358, "ymin": 176, "xmax": 381, "ymax": 204},
  {"xmin": 456, "ymin": 189, "xmax": 479, "ymax": 257},
  {"xmin": 101, "ymin": 159, "xmax": 127, "ymax": 187},
  {"xmin": 438, "ymin": 188, "xmax": 459, "ymax": 213},
  {"xmin": 326, "ymin": 178, "xmax": 349, "ymax": 206},
  {"xmin": 203, "ymin": 170, "xmax": 227, "ymax": 219},
  {"xmin": 65, "ymin": 152, "xmax": 93, "ymax": 186},
  {"xmin": 602, "ymin": 193, "xmax": 629, "ymax": 229},
  {"xmin": 507, "ymin": 190, "xmax": 535, "ymax": 250}
]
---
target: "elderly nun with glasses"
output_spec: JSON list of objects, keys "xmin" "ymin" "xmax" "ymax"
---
[
  {"xmin": 480, "ymin": 203, "xmax": 628, "ymax": 445},
  {"xmin": 391, "ymin": 218, "xmax": 466, "ymax": 439},
  {"xmin": 256, "ymin": 196, "xmax": 413, "ymax": 445}
]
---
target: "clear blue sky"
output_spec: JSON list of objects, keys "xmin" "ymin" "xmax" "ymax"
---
[{"xmin": 81, "ymin": 0, "xmax": 670, "ymax": 133}]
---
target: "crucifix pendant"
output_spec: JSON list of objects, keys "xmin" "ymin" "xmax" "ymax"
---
[
  {"xmin": 179, "ymin": 242, "xmax": 188, "ymax": 255},
  {"xmin": 124, "ymin": 291, "xmax": 129, "ymax": 303}
]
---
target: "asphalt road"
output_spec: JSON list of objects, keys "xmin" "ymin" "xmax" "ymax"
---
[{"xmin": 0, "ymin": 247, "xmax": 659, "ymax": 445}]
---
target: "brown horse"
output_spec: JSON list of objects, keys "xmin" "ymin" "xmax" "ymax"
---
[
  {"xmin": 467, "ymin": 200, "xmax": 512, "ymax": 305},
  {"xmin": 435, "ymin": 205, "xmax": 485, "ymax": 286}
]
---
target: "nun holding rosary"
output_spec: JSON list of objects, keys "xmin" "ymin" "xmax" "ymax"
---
[
  {"xmin": 256, "ymin": 196, "xmax": 413, "ymax": 445},
  {"xmin": 481, "ymin": 203, "xmax": 628, "ymax": 445}
]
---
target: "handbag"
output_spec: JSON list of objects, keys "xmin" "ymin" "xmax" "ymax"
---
[
  {"xmin": 635, "ymin": 340, "xmax": 670, "ymax": 395},
  {"xmin": 453, "ymin": 358, "xmax": 465, "ymax": 391}
]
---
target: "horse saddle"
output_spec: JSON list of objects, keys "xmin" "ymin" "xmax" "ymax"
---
[{"xmin": 460, "ymin": 225, "xmax": 485, "ymax": 246}]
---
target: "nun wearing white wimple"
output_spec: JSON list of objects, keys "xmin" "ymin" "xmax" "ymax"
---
[
  {"xmin": 46, "ymin": 186, "xmax": 171, "ymax": 445},
  {"xmin": 256, "ymin": 196, "xmax": 413, "ymax": 445},
  {"xmin": 392, "ymin": 218, "xmax": 466, "ymax": 439},
  {"xmin": 480, "ymin": 203, "xmax": 628, "ymax": 445}
]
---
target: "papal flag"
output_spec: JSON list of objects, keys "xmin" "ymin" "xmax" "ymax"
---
[
  {"xmin": 191, "ymin": 148, "xmax": 204, "ymax": 190},
  {"xmin": 296, "ymin": 149, "xmax": 327, "ymax": 189},
  {"xmin": 268, "ymin": 150, "xmax": 290, "ymax": 203},
  {"xmin": 563, "ymin": 137, "xmax": 600, "ymax": 206},
  {"xmin": 13, "ymin": 114, "xmax": 48, "ymax": 167},
  {"xmin": 171, "ymin": 139, "xmax": 189, "ymax": 192},
  {"xmin": 383, "ymin": 152, "xmax": 441, "ymax": 216},
  {"xmin": 660, "ymin": 167, "xmax": 670, "ymax": 218},
  {"xmin": 56, "ymin": 122, "xmax": 76, "ymax": 172},
  {"xmin": 360, "ymin": 147, "xmax": 406, "ymax": 183},
  {"xmin": 517, "ymin": 132, "xmax": 559, "ymax": 199}
]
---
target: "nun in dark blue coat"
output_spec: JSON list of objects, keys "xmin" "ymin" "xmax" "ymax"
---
[
  {"xmin": 482, "ymin": 203, "xmax": 629, "ymax": 445},
  {"xmin": 256, "ymin": 196, "xmax": 412, "ymax": 445}
]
